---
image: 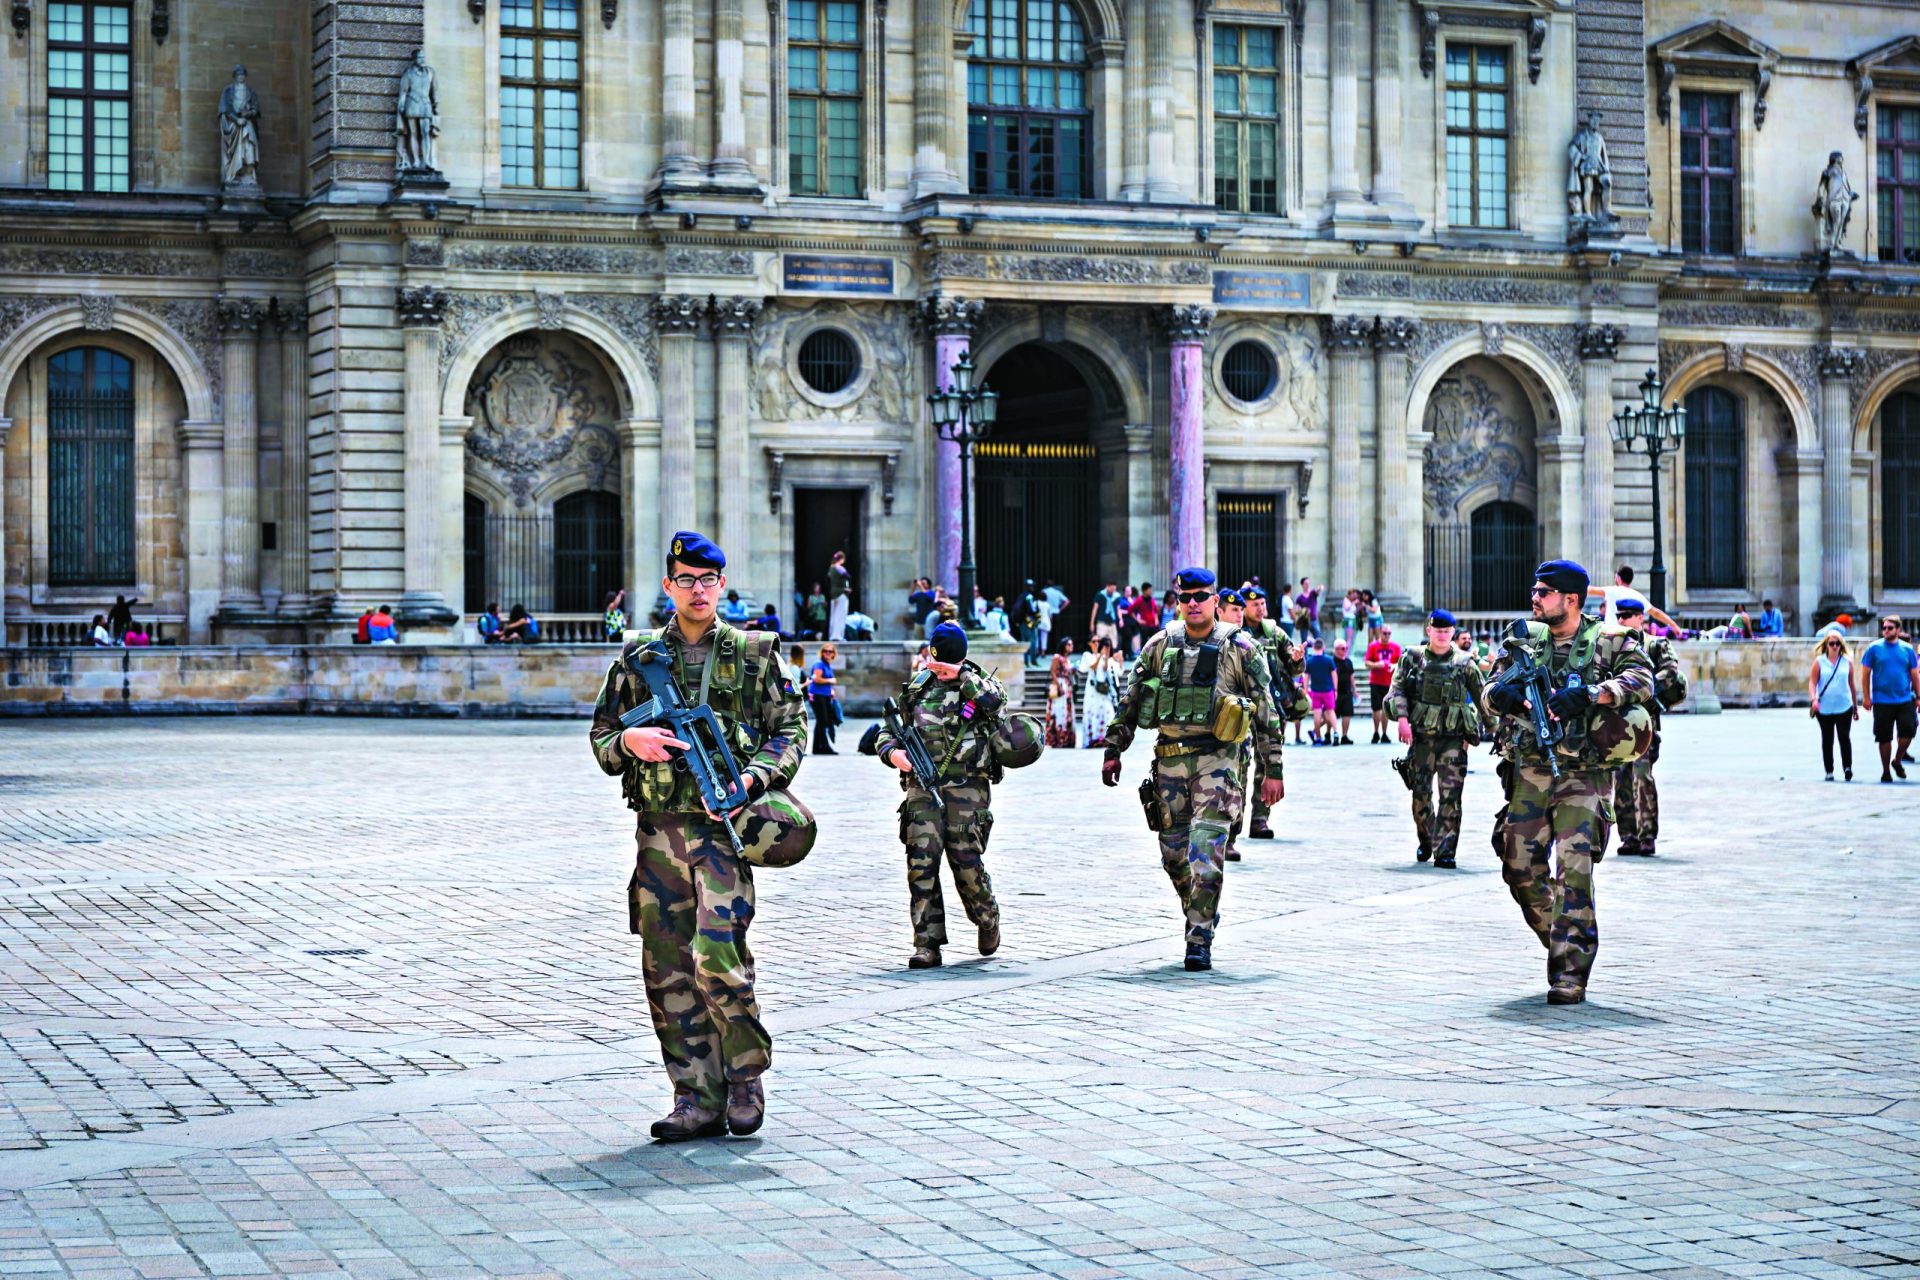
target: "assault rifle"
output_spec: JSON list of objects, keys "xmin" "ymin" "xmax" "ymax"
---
[
  {"xmin": 1495, "ymin": 619, "xmax": 1563, "ymax": 780},
  {"xmin": 882, "ymin": 696, "xmax": 946, "ymax": 810},
  {"xmin": 618, "ymin": 639, "xmax": 751, "ymax": 853}
]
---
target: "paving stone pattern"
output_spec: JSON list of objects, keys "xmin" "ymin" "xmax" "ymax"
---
[{"xmin": 0, "ymin": 713, "xmax": 1915, "ymax": 1278}]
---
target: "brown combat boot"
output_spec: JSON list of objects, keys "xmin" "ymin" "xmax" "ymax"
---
[
  {"xmin": 1248, "ymin": 820, "xmax": 1274, "ymax": 840},
  {"xmin": 650, "ymin": 1094, "xmax": 725, "ymax": 1143},
  {"xmin": 1546, "ymin": 985, "xmax": 1586, "ymax": 1005},
  {"xmin": 977, "ymin": 919, "xmax": 1000, "ymax": 956},
  {"xmin": 908, "ymin": 945, "xmax": 942, "ymax": 969},
  {"xmin": 1224, "ymin": 844, "xmax": 1242, "ymax": 862},
  {"xmin": 725, "ymin": 1078, "xmax": 765, "ymax": 1136}
]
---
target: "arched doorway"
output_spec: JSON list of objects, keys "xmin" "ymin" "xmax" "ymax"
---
[
  {"xmin": 974, "ymin": 342, "xmax": 1099, "ymax": 649},
  {"xmin": 554, "ymin": 490, "xmax": 622, "ymax": 612}
]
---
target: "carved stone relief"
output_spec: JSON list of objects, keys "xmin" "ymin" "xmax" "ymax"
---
[
  {"xmin": 1663, "ymin": 302, "xmax": 1817, "ymax": 329},
  {"xmin": 439, "ymin": 292, "xmax": 522, "ymax": 376},
  {"xmin": 462, "ymin": 331, "xmax": 620, "ymax": 506},
  {"xmin": 0, "ymin": 248, "xmax": 213, "ymax": 276},
  {"xmin": 1339, "ymin": 271, "xmax": 1582, "ymax": 306},
  {"xmin": 450, "ymin": 242, "xmax": 659, "ymax": 274},
  {"xmin": 222, "ymin": 249, "xmax": 300, "ymax": 278},
  {"xmin": 119, "ymin": 297, "xmax": 223, "ymax": 402},
  {"xmin": 663, "ymin": 247, "xmax": 755, "ymax": 275},
  {"xmin": 924, "ymin": 252, "xmax": 1208, "ymax": 286},
  {"xmin": 79, "ymin": 295, "xmax": 116, "ymax": 332},
  {"xmin": 570, "ymin": 293, "xmax": 659, "ymax": 387},
  {"xmin": 1422, "ymin": 358, "xmax": 1537, "ymax": 518},
  {"xmin": 754, "ymin": 301, "xmax": 913, "ymax": 423}
]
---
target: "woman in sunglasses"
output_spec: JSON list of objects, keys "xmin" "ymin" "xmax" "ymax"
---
[{"xmin": 1809, "ymin": 631, "xmax": 1859, "ymax": 781}]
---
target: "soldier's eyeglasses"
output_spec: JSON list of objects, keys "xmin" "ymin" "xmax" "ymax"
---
[
  {"xmin": 1176, "ymin": 590, "xmax": 1214, "ymax": 604},
  {"xmin": 669, "ymin": 573, "xmax": 722, "ymax": 589}
]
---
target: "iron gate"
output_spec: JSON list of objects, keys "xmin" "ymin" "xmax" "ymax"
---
[
  {"xmin": 48, "ymin": 347, "xmax": 135, "ymax": 585},
  {"xmin": 553, "ymin": 491, "xmax": 623, "ymax": 613},
  {"xmin": 975, "ymin": 440, "xmax": 1098, "ymax": 644},
  {"xmin": 476, "ymin": 514, "xmax": 554, "ymax": 613},
  {"xmin": 1426, "ymin": 503, "xmax": 1539, "ymax": 613},
  {"xmin": 1217, "ymin": 492, "xmax": 1283, "ymax": 593}
]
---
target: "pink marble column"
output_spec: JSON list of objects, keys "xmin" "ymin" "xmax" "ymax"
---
[
  {"xmin": 921, "ymin": 297, "xmax": 983, "ymax": 593},
  {"xmin": 1165, "ymin": 306, "xmax": 1215, "ymax": 572}
]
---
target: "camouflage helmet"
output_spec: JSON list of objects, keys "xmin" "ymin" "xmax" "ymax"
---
[
  {"xmin": 732, "ymin": 787, "xmax": 817, "ymax": 868},
  {"xmin": 990, "ymin": 711, "xmax": 1046, "ymax": 769},
  {"xmin": 1581, "ymin": 701, "xmax": 1654, "ymax": 766}
]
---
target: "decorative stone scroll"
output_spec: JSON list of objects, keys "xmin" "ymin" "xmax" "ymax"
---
[
  {"xmin": 80, "ymin": 295, "xmax": 117, "ymax": 332},
  {"xmin": 398, "ymin": 286, "xmax": 453, "ymax": 328}
]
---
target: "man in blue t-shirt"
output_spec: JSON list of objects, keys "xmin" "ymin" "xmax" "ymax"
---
[
  {"xmin": 1860, "ymin": 614, "xmax": 1920, "ymax": 782},
  {"xmin": 1303, "ymin": 640, "xmax": 1338, "ymax": 746}
]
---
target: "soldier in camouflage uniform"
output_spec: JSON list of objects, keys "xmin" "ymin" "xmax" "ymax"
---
[
  {"xmin": 589, "ymin": 531, "xmax": 807, "ymax": 1140},
  {"xmin": 1611, "ymin": 596, "xmax": 1688, "ymax": 857},
  {"xmin": 1483, "ymin": 559, "xmax": 1655, "ymax": 1004},
  {"xmin": 1102, "ymin": 567, "xmax": 1285, "ymax": 971},
  {"xmin": 874, "ymin": 622, "xmax": 1009, "ymax": 969},
  {"xmin": 1216, "ymin": 588, "xmax": 1252, "ymax": 863},
  {"xmin": 1387, "ymin": 608, "xmax": 1486, "ymax": 868},
  {"xmin": 1241, "ymin": 587, "xmax": 1310, "ymax": 841}
]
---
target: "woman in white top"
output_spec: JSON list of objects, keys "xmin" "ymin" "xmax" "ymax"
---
[
  {"xmin": 1079, "ymin": 638, "xmax": 1120, "ymax": 746},
  {"xmin": 1809, "ymin": 632, "xmax": 1860, "ymax": 781},
  {"xmin": 89, "ymin": 614, "xmax": 115, "ymax": 646}
]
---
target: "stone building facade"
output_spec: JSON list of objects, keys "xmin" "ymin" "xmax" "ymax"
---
[{"xmin": 1, "ymin": 0, "xmax": 1916, "ymax": 645}]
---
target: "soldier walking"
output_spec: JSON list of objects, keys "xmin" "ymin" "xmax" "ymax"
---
[
  {"xmin": 1387, "ymin": 609, "xmax": 1486, "ymax": 868},
  {"xmin": 1102, "ymin": 568, "xmax": 1284, "ymax": 971},
  {"xmin": 875, "ymin": 622, "xmax": 1010, "ymax": 969},
  {"xmin": 1216, "ymin": 587, "xmax": 1253, "ymax": 863},
  {"xmin": 589, "ymin": 532, "xmax": 808, "ymax": 1141},
  {"xmin": 1242, "ymin": 587, "xmax": 1310, "ymax": 842},
  {"xmin": 1483, "ymin": 559, "xmax": 1654, "ymax": 1004},
  {"xmin": 1611, "ymin": 596, "xmax": 1688, "ymax": 857}
]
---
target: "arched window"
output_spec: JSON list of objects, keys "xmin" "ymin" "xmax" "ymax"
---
[
  {"xmin": 553, "ymin": 490, "xmax": 622, "ymax": 613},
  {"xmin": 48, "ymin": 346, "xmax": 134, "ymax": 586},
  {"xmin": 1683, "ymin": 385, "xmax": 1745, "ymax": 589},
  {"xmin": 1884, "ymin": 390, "xmax": 1920, "ymax": 589},
  {"xmin": 1468, "ymin": 500, "xmax": 1536, "ymax": 612},
  {"xmin": 966, "ymin": 0, "xmax": 1091, "ymax": 199}
]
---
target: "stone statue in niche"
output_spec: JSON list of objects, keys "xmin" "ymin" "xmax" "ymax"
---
[
  {"xmin": 395, "ymin": 49, "xmax": 441, "ymax": 174},
  {"xmin": 1812, "ymin": 151, "xmax": 1859, "ymax": 257},
  {"xmin": 1566, "ymin": 113, "xmax": 1615, "ymax": 225},
  {"xmin": 218, "ymin": 64, "xmax": 262, "ymax": 192}
]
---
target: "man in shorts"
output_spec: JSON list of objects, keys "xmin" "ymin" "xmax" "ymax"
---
[
  {"xmin": 1860, "ymin": 614, "xmax": 1920, "ymax": 783},
  {"xmin": 1364, "ymin": 624, "xmax": 1403, "ymax": 744}
]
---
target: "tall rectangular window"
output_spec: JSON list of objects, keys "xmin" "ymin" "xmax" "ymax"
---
[
  {"xmin": 788, "ymin": 0, "xmax": 862, "ymax": 196},
  {"xmin": 501, "ymin": 0, "xmax": 581, "ymax": 189},
  {"xmin": 48, "ymin": 2, "xmax": 131, "ymax": 193},
  {"xmin": 966, "ymin": 0, "xmax": 1091, "ymax": 199},
  {"xmin": 1678, "ymin": 91, "xmax": 1738, "ymax": 255},
  {"xmin": 1683, "ymin": 386, "xmax": 1746, "ymax": 589},
  {"xmin": 1444, "ymin": 44, "xmax": 1508, "ymax": 228},
  {"xmin": 1878, "ymin": 104, "xmax": 1920, "ymax": 264},
  {"xmin": 48, "ymin": 347, "xmax": 135, "ymax": 586},
  {"xmin": 1212, "ymin": 25, "xmax": 1281, "ymax": 215}
]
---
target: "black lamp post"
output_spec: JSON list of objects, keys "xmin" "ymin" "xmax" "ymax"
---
[
  {"xmin": 927, "ymin": 352, "xmax": 999, "ymax": 627},
  {"xmin": 1610, "ymin": 367, "xmax": 1688, "ymax": 612}
]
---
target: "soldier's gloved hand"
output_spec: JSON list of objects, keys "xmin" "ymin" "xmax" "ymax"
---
[
  {"xmin": 1548, "ymin": 686, "xmax": 1591, "ymax": 720},
  {"xmin": 1486, "ymin": 681, "xmax": 1529, "ymax": 717},
  {"xmin": 1100, "ymin": 755, "xmax": 1122, "ymax": 787}
]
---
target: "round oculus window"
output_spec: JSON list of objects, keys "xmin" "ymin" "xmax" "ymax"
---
[
  {"xmin": 797, "ymin": 328, "xmax": 861, "ymax": 395},
  {"xmin": 1221, "ymin": 340, "xmax": 1278, "ymax": 404}
]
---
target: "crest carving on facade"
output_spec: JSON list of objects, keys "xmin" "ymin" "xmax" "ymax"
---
[
  {"xmin": 465, "ymin": 333, "xmax": 618, "ymax": 505},
  {"xmin": 1423, "ymin": 371, "xmax": 1529, "ymax": 518}
]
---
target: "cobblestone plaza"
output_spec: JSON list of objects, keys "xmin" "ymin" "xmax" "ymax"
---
[{"xmin": 0, "ymin": 712, "xmax": 1916, "ymax": 1279}]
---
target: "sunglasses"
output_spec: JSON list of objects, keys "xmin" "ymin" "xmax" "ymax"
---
[
  {"xmin": 1176, "ymin": 590, "xmax": 1214, "ymax": 604},
  {"xmin": 1528, "ymin": 586, "xmax": 1562, "ymax": 598}
]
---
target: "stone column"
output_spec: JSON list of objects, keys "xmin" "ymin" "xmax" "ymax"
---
[
  {"xmin": 1326, "ymin": 0, "xmax": 1364, "ymax": 206},
  {"xmin": 1123, "ymin": 422, "xmax": 1157, "ymax": 587},
  {"xmin": 1143, "ymin": 0, "xmax": 1179, "ymax": 200},
  {"xmin": 1538, "ymin": 437, "xmax": 1584, "ymax": 562},
  {"xmin": 621, "ymin": 418, "xmax": 662, "ymax": 613},
  {"xmin": 1369, "ymin": 0, "xmax": 1405, "ymax": 206},
  {"xmin": 0, "ymin": 419, "xmax": 9, "ymax": 645},
  {"xmin": 179, "ymin": 419, "xmax": 225, "ymax": 642},
  {"xmin": 911, "ymin": 0, "xmax": 962, "ymax": 195},
  {"xmin": 654, "ymin": 295, "xmax": 707, "ymax": 559},
  {"xmin": 709, "ymin": 0, "xmax": 755, "ymax": 187},
  {"xmin": 273, "ymin": 300, "xmax": 311, "ymax": 616},
  {"xmin": 920, "ymin": 296, "xmax": 983, "ymax": 592},
  {"xmin": 215, "ymin": 296, "xmax": 265, "ymax": 612},
  {"xmin": 659, "ymin": 0, "xmax": 701, "ymax": 183},
  {"xmin": 1326, "ymin": 315, "xmax": 1371, "ymax": 591},
  {"xmin": 397, "ymin": 286, "xmax": 455, "ymax": 626},
  {"xmin": 1818, "ymin": 346, "xmax": 1863, "ymax": 616},
  {"xmin": 1579, "ymin": 325, "xmax": 1623, "ymax": 585},
  {"xmin": 1164, "ymin": 306, "xmax": 1214, "ymax": 572},
  {"xmin": 712, "ymin": 297, "xmax": 762, "ymax": 586},
  {"xmin": 439, "ymin": 416, "xmax": 472, "ymax": 618},
  {"xmin": 1372, "ymin": 316, "xmax": 1418, "ymax": 614}
]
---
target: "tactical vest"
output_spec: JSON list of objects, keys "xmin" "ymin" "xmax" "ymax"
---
[
  {"xmin": 621, "ymin": 622, "xmax": 771, "ymax": 813},
  {"xmin": 1518, "ymin": 619, "xmax": 1651, "ymax": 767},
  {"xmin": 901, "ymin": 665, "xmax": 999, "ymax": 781},
  {"xmin": 1136, "ymin": 635, "xmax": 1222, "ymax": 730},
  {"xmin": 1411, "ymin": 650, "xmax": 1477, "ymax": 738}
]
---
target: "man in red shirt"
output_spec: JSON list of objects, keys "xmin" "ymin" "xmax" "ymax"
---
[
  {"xmin": 1128, "ymin": 581, "xmax": 1161, "ymax": 655},
  {"xmin": 1364, "ymin": 625, "xmax": 1403, "ymax": 744}
]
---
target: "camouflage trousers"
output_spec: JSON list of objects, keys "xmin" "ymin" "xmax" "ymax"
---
[
  {"xmin": 899, "ymin": 780, "xmax": 998, "ymax": 949},
  {"xmin": 1152, "ymin": 744, "xmax": 1246, "ymax": 946},
  {"xmin": 1613, "ymin": 734, "xmax": 1661, "ymax": 853},
  {"xmin": 1501, "ymin": 764, "xmax": 1612, "ymax": 993},
  {"xmin": 628, "ymin": 814, "xmax": 771, "ymax": 1109},
  {"xmin": 1408, "ymin": 736, "xmax": 1469, "ymax": 860},
  {"xmin": 1228, "ymin": 739, "xmax": 1257, "ymax": 848}
]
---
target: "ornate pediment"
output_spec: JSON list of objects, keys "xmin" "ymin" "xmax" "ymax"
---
[
  {"xmin": 1417, "ymin": 0, "xmax": 1562, "ymax": 84},
  {"xmin": 1652, "ymin": 21, "xmax": 1781, "ymax": 128},
  {"xmin": 1850, "ymin": 36, "xmax": 1920, "ymax": 137}
]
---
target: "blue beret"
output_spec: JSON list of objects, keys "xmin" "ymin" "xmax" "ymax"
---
[
  {"xmin": 1173, "ymin": 567, "xmax": 1217, "ymax": 591},
  {"xmin": 930, "ymin": 621, "xmax": 968, "ymax": 663},
  {"xmin": 1614, "ymin": 596, "xmax": 1646, "ymax": 616},
  {"xmin": 1244, "ymin": 587, "xmax": 1267, "ymax": 601},
  {"xmin": 1534, "ymin": 558, "xmax": 1589, "ymax": 595},
  {"xmin": 1428, "ymin": 608, "xmax": 1457, "ymax": 628},
  {"xmin": 667, "ymin": 531, "xmax": 725, "ymax": 570},
  {"xmin": 1217, "ymin": 587, "xmax": 1245, "ymax": 607}
]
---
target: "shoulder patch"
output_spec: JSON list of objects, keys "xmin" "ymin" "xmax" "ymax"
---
[{"xmin": 1230, "ymin": 631, "xmax": 1255, "ymax": 650}]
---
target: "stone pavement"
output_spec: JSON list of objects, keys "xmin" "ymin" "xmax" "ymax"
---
[{"xmin": 0, "ymin": 710, "xmax": 1915, "ymax": 1279}]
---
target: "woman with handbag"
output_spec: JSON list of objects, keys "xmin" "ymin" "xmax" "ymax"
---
[
  {"xmin": 1809, "ymin": 632, "xmax": 1859, "ymax": 780},
  {"xmin": 808, "ymin": 643, "xmax": 842, "ymax": 755}
]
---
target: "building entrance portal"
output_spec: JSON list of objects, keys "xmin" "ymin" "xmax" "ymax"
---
[{"xmin": 975, "ymin": 343, "xmax": 1099, "ymax": 651}]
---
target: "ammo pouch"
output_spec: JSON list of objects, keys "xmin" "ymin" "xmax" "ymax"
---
[
  {"xmin": 1210, "ymin": 693, "xmax": 1253, "ymax": 744},
  {"xmin": 1142, "ymin": 640, "xmax": 1222, "ymax": 730},
  {"xmin": 1138, "ymin": 777, "xmax": 1173, "ymax": 832}
]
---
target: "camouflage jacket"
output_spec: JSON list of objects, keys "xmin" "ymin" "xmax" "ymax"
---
[
  {"xmin": 1386, "ymin": 644, "xmax": 1487, "ymax": 741},
  {"xmin": 1248, "ymin": 617, "xmax": 1312, "ymax": 721},
  {"xmin": 589, "ymin": 618, "xmax": 807, "ymax": 814},
  {"xmin": 1644, "ymin": 634, "xmax": 1688, "ymax": 720},
  {"xmin": 1106, "ymin": 621, "xmax": 1285, "ymax": 777},
  {"xmin": 872, "ymin": 660, "xmax": 1009, "ymax": 790},
  {"xmin": 1482, "ymin": 616, "xmax": 1655, "ymax": 769}
]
